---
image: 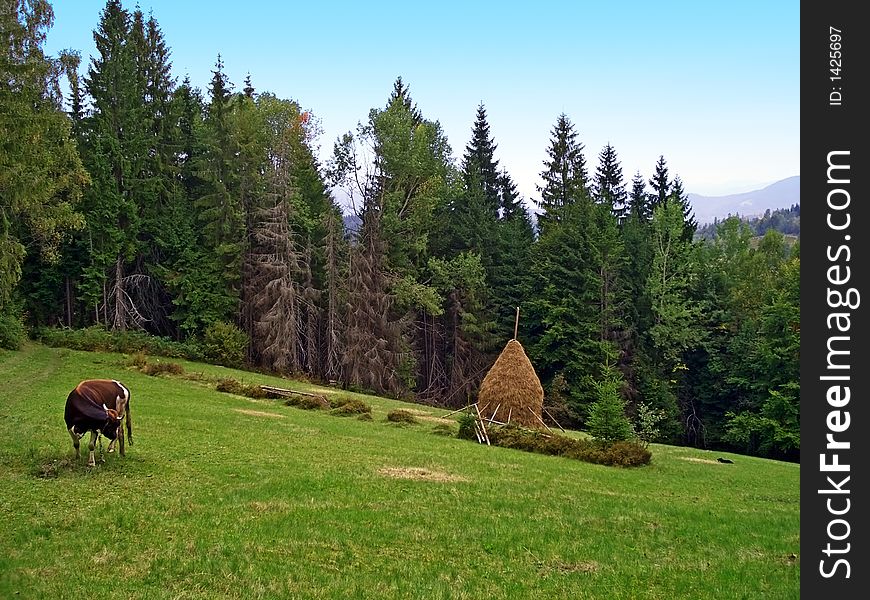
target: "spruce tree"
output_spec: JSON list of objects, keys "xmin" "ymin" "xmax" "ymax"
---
[
  {"xmin": 80, "ymin": 0, "xmax": 150, "ymax": 329},
  {"xmin": 593, "ymin": 143, "xmax": 627, "ymax": 223},
  {"xmin": 648, "ymin": 155, "xmax": 670, "ymax": 212},
  {"xmin": 193, "ymin": 54, "xmax": 244, "ymax": 321},
  {"xmin": 667, "ymin": 176, "xmax": 698, "ymax": 241},
  {"xmin": 462, "ymin": 103, "xmax": 500, "ymax": 216},
  {"xmin": 536, "ymin": 113, "xmax": 589, "ymax": 233}
]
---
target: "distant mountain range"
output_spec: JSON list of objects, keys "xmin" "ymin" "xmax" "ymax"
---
[
  {"xmin": 688, "ymin": 176, "xmax": 800, "ymax": 225},
  {"xmin": 341, "ymin": 176, "xmax": 801, "ymax": 232}
]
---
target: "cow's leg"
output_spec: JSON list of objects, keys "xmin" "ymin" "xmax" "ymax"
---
[
  {"xmin": 87, "ymin": 430, "xmax": 99, "ymax": 467},
  {"xmin": 68, "ymin": 427, "xmax": 81, "ymax": 460},
  {"xmin": 117, "ymin": 424, "xmax": 125, "ymax": 456}
]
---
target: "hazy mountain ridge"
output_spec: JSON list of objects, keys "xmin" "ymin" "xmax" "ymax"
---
[{"xmin": 688, "ymin": 176, "xmax": 800, "ymax": 225}]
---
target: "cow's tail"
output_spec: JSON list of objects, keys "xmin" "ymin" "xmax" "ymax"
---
[{"xmin": 125, "ymin": 398, "xmax": 133, "ymax": 446}]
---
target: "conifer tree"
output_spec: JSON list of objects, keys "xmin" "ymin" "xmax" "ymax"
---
[
  {"xmin": 668, "ymin": 176, "xmax": 698, "ymax": 241},
  {"xmin": 593, "ymin": 143, "xmax": 627, "ymax": 223},
  {"xmin": 80, "ymin": 0, "xmax": 150, "ymax": 329},
  {"xmin": 536, "ymin": 113, "xmax": 589, "ymax": 233},
  {"xmin": 462, "ymin": 103, "xmax": 500, "ymax": 216},
  {"xmin": 648, "ymin": 155, "xmax": 670, "ymax": 212},
  {"xmin": 194, "ymin": 54, "xmax": 244, "ymax": 321},
  {"xmin": 627, "ymin": 171, "xmax": 650, "ymax": 221}
]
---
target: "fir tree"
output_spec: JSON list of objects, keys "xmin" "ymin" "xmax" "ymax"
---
[
  {"xmin": 593, "ymin": 143, "xmax": 627, "ymax": 223},
  {"xmin": 462, "ymin": 103, "xmax": 500, "ymax": 216},
  {"xmin": 536, "ymin": 113, "xmax": 589, "ymax": 233},
  {"xmin": 648, "ymin": 155, "xmax": 670, "ymax": 212}
]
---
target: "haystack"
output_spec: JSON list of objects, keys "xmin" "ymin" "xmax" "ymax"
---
[{"xmin": 477, "ymin": 339, "xmax": 544, "ymax": 428}]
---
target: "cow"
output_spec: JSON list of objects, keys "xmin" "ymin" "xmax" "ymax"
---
[{"xmin": 64, "ymin": 379, "xmax": 133, "ymax": 466}]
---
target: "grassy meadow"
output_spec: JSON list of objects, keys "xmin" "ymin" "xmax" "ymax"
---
[{"xmin": 0, "ymin": 344, "xmax": 799, "ymax": 599}]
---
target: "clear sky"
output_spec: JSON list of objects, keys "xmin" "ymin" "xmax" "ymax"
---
[{"xmin": 44, "ymin": 0, "xmax": 799, "ymax": 205}]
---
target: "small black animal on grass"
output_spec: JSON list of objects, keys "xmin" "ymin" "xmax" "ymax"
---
[{"xmin": 717, "ymin": 457, "xmax": 734, "ymax": 464}]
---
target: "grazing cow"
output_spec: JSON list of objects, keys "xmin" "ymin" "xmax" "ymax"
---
[{"xmin": 64, "ymin": 379, "xmax": 133, "ymax": 466}]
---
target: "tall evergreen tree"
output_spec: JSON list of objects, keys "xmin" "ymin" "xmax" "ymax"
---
[
  {"xmin": 193, "ymin": 54, "xmax": 244, "ymax": 322},
  {"xmin": 648, "ymin": 155, "xmax": 670, "ymax": 212},
  {"xmin": 667, "ymin": 175, "xmax": 697, "ymax": 242},
  {"xmin": 536, "ymin": 113, "xmax": 589, "ymax": 233},
  {"xmin": 79, "ymin": 0, "xmax": 151, "ymax": 329},
  {"xmin": 627, "ymin": 171, "xmax": 650, "ymax": 221},
  {"xmin": 462, "ymin": 103, "xmax": 500, "ymax": 216},
  {"xmin": 593, "ymin": 143, "xmax": 627, "ymax": 223}
]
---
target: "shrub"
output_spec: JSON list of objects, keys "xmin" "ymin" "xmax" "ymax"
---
[
  {"xmin": 215, "ymin": 378, "xmax": 269, "ymax": 399},
  {"xmin": 431, "ymin": 423, "xmax": 456, "ymax": 437},
  {"xmin": 386, "ymin": 409, "xmax": 418, "ymax": 424},
  {"xmin": 633, "ymin": 401, "xmax": 666, "ymax": 448},
  {"xmin": 330, "ymin": 398, "xmax": 372, "ymax": 416},
  {"xmin": 141, "ymin": 361, "xmax": 185, "ymax": 376},
  {"xmin": 481, "ymin": 424, "xmax": 651, "ymax": 467},
  {"xmin": 284, "ymin": 394, "xmax": 329, "ymax": 410},
  {"xmin": 0, "ymin": 310, "xmax": 26, "ymax": 350},
  {"xmin": 456, "ymin": 412, "xmax": 478, "ymax": 440},
  {"xmin": 35, "ymin": 326, "xmax": 197, "ymax": 359},
  {"xmin": 201, "ymin": 321, "xmax": 248, "ymax": 368},
  {"xmin": 127, "ymin": 351, "xmax": 148, "ymax": 368}
]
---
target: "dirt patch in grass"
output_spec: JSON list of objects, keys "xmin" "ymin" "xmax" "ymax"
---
[
  {"xmin": 232, "ymin": 408, "xmax": 285, "ymax": 419},
  {"xmin": 249, "ymin": 500, "xmax": 291, "ymax": 513},
  {"xmin": 538, "ymin": 560, "xmax": 600, "ymax": 576},
  {"xmin": 377, "ymin": 467, "xmax": 469, "ymax": 483},
  {"xmin": 680, "ymin": 457, "xmax": 721, "ymax": 465}
]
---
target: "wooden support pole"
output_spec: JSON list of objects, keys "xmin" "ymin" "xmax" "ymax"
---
[
  {"xmin": 443, "ymin": 402, "xmax": 477, "ymax": 418},
  {"xmin": 542, "ymin": 407, "xmax": 566, "ymax": 432},
  {"xmin": 527, "ymin": 406, "xmax": 554, "ymax": 433},
  {"xmin": 514, "ymin": 307, "xmax": 520, "ymax": 340},
  {"xmin": 474, "ymin": 403, "xmax": 491, "ymax": 445}
]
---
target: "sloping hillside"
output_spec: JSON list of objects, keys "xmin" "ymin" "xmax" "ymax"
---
[{"xmin": 0, "ymin": 344, "xmax": 800, "ymax": 599}]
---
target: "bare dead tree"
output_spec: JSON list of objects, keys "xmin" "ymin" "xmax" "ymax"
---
[
  {"xmin": 343, "ymin": 201, "xmax": 403, "ymax": 397},
  {"xmin": 244, "ymin": 135, "xmax": 303, "ymax": 374},
  {"xmin": 301, "ymin": 242, "xmax": 320, "ymax": 377},
  {"xmin": 322, "ymin": 210, "xmax": 345, "ymax": 382}
]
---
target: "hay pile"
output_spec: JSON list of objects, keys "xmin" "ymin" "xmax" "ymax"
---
[{"xmin": 477, "ymin": 339, "xmax": 544, "ymax": 428}]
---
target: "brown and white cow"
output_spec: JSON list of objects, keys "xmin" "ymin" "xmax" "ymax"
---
[{"xmin": 64, "ymin": 379, "xmax": 133, "ymax": 466}]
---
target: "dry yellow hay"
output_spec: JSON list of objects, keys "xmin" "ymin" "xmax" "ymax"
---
[{"xmin": 477, "ymin": 339, "xmax": 544, "ymax": 428}]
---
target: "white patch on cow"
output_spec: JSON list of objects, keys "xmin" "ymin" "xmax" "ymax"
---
[
  {"xmin": 114, "ymin": 380, "xmax": 130, "ymax": 404},
  {"xmin": 69, "ymin": 426, "xmax": 82, "ymax": 458}
]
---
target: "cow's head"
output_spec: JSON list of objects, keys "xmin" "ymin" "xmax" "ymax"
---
[{"xmin": 101, "ymin": 405, "xmax": 123, "ymax": 440}]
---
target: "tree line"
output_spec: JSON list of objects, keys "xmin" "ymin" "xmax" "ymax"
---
[{"xmin": 1, "ymin": 0, "xmax": 799, "ymax": 460}]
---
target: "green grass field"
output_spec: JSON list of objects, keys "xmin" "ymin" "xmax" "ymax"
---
[{"xmin": 0, "ymin": 344, "xmax": 800, "ymax": 599}]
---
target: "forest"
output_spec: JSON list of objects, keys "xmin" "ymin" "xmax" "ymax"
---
[{"xmin": 1, "ymin": 0, "xmax": 799, "ymax": 460}]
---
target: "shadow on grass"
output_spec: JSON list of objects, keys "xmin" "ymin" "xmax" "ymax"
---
[{"xmin": 29, "ymin": 448, "xmax": 139, "ymax": 479}]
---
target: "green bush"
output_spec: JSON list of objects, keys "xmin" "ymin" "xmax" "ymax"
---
[
  {"xmin": 201, "ymin": 321, "xmax": 248, "ymax": 368},
  {"xmin": 141, "ymin": 360, "xmax": 185, "ymax": 376},
  {"xmin": 482, "ymin": 424, "xmax": 651, "ymax": 467},
  {"xmin": 456, "ymin": 412, "xmax": 478, "ymax": 440},
  {"xmin": 386, "ymin": 409, "xmax": 418, "ymax": 424},
  {"xmin": 215, "ymin": 378, "xmax": 269, "ymax": 399},
  {"xmin": 0, "ymin": 310, "xmax": 26, "ymax": 350},
  {"xmin": 284, "ymin": 394, "xmax": 329, "ymax": 410},
  {"xmin": 330, "ymin": 398, "xmax": 372, "ymax": 416},
  {"xmin": 35, "ymin": 325, "xmax": 198, "ymax": 359}
]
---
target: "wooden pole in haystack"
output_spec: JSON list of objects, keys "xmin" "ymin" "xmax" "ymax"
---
[{"xmin": 514, "ymin": 306, "xmax": 520, "ymax": 340}]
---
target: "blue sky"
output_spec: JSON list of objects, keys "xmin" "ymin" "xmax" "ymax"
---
[{"xmin": 45, "ymin": 0, "xmax": 799, "ymax": 204}]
